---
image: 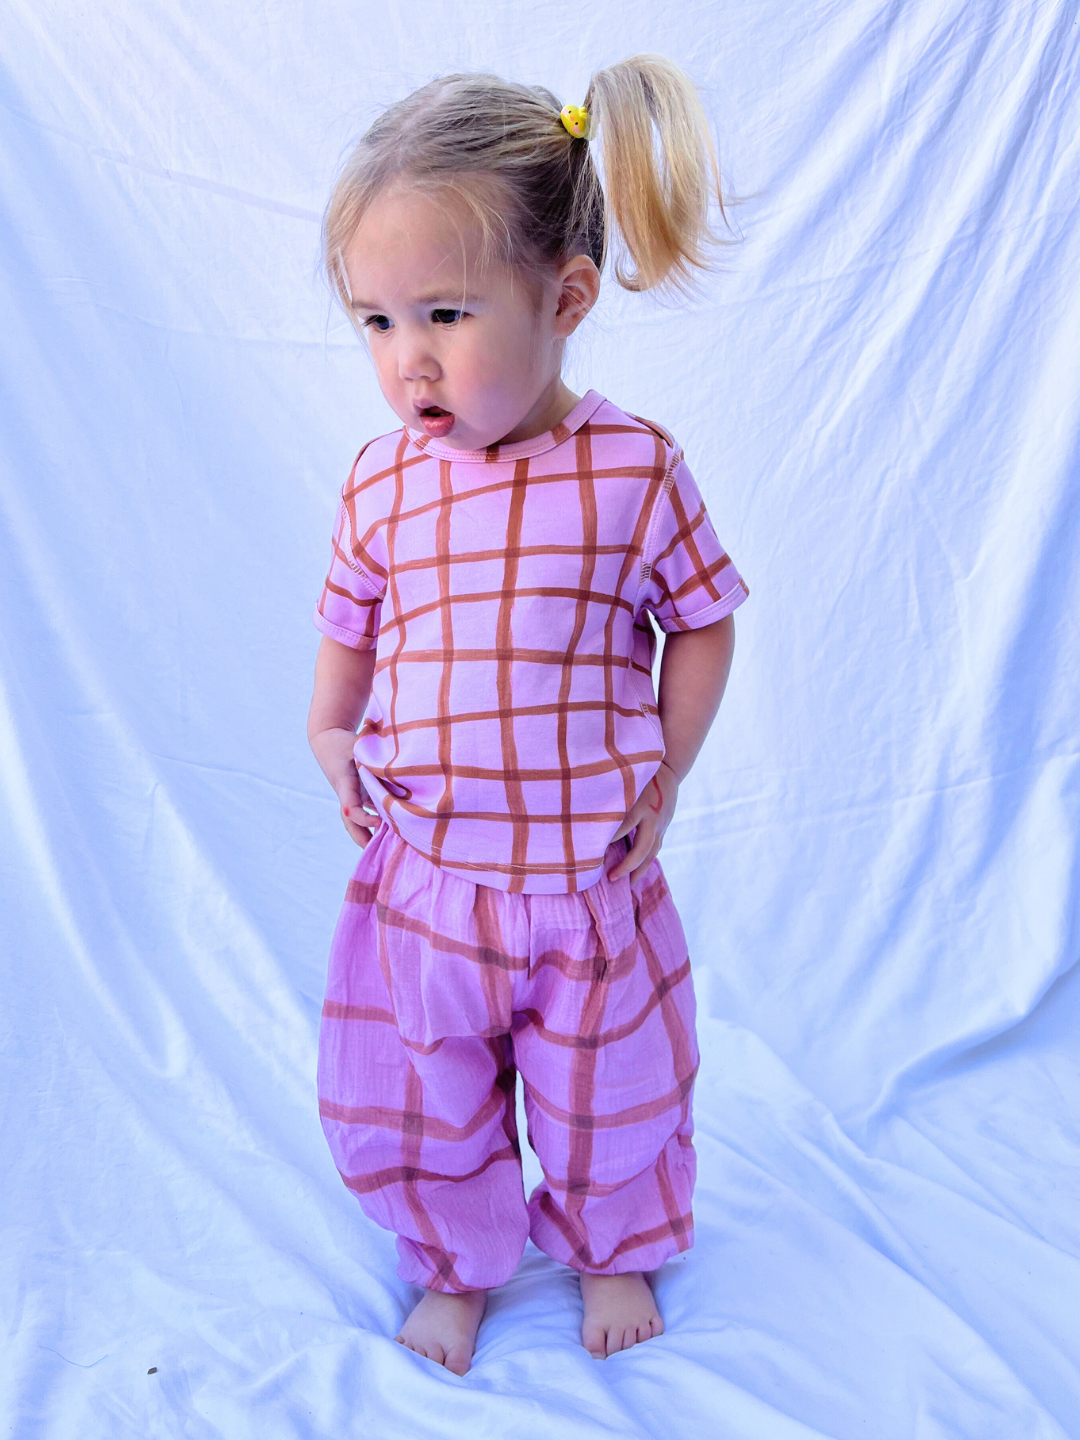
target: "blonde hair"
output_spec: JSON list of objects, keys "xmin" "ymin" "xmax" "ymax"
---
[{"xmin": 323, "ymin": 55, "xmax": 731, "ymax": 318}]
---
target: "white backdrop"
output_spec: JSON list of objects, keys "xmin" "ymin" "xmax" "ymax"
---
[{"xmin": 2, "ymin": 1, "xmax": 1078, "ymax": 1436}]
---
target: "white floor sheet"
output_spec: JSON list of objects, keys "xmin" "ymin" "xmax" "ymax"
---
[{"xmin": 2, "ymin": 2, "xmax": 1079, "ymax": 1436}]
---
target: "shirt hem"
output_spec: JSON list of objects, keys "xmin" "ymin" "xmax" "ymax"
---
[
  {"xmin": 375, "ymin": 809, "xmax": 614, "ymax": 894},
  {"xmin": 313, "ymin": 608, "xmax": 378, "ymax": 649},
  {"xmin": 655, "ymin": 581, "xmax": 749, "ymax": 634}
]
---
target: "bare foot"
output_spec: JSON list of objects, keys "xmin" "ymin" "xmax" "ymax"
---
[
  {"xmin": 580, "ymin": 1272, "xmax": 664, "ymax": 1358},
  {"xmin": 394, "ymin": 1288, "xmax": 487, "ymax": 1375}
]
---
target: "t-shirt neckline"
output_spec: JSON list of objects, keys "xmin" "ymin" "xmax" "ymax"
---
[{"xmin": 403, "ymin": 389, "xmax": 605, "ymax": 462}]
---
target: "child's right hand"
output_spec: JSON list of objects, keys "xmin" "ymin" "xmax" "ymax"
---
[{"xmin": 310, "ymin": 725, "xmax": 382, "ymax": 847}]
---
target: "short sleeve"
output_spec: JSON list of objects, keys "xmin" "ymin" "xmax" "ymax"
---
[
  {"xmin": 312, "ymin": 490, "xmax": 384, "ymax": 650},
  {"xmin": 639, "ymin": 455, "xmax": 748, "ymax": 632}
]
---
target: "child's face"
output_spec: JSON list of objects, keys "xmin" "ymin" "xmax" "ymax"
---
[{"xmin": 343, "ymin": 183, "xmax": 590, "ymax": 449}]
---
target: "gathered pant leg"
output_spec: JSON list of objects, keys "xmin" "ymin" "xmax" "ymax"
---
[{"xmin": 317, "ymin": 821, "xmax": 698, "ymax": 1293}]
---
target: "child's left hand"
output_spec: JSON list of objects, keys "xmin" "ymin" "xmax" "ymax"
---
[{"xmin": 607, "ymin": 760, "xmax": 680, "ymax": 883}]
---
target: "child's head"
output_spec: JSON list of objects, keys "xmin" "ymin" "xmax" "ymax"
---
[{"xmin": 324, "ymin": 56, "xmax": 728, "ymax": 449}]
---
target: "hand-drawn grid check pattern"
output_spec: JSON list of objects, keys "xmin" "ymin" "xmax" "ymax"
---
[
  {"xmin": 318, "ymin": 820, "xmax": 699, "ymax": 1292},
  {"xmin": 314, "ymin": 391, "xmax": 749, "ymax": 893}
]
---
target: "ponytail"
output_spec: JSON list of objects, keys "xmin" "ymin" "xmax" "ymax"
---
[{"xmin": 585, "ymin": 55, "xmax": 729, "ymax": 295}]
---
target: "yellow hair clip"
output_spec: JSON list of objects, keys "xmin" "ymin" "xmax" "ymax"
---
[{"xmin": 559, "ymin": 104, "xmax": 589, "ymax": 139}]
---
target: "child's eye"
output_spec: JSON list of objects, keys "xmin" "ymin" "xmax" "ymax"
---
[
  {"xmin": 363, "ymin": 314, "xmax": 392, "ymax": 333},
  {"xmin": 431, "ymin": 308, "xmax": 463, "ymax": 325}
]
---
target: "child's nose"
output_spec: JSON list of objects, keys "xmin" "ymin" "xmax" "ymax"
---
[{"xmin": 398, "ymin": 332, "xmax": 440, "ymax": 383}]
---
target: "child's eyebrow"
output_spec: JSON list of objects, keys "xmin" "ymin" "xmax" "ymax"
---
[{"xmin": 348, "ymin": 292, "xmax": 476, "ymax": 311}]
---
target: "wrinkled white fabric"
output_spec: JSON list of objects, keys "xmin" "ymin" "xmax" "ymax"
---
[{"xmin": 1, "ymin": 2, "xmax": 1077, "ymax": 1436}]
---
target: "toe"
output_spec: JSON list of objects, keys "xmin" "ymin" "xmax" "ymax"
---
[
  {"xmin": 444, "ymin": 1344, "xmax": 472, "ymax": 1376},
  {"xmin": 583, "ymin": 1321, "xmax": 607, "ymax": 1359}
]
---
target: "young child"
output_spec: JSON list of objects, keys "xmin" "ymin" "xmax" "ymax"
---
[{"xmin": 307, "ymin": 56, "xmax": 748, "ymax": 1376}]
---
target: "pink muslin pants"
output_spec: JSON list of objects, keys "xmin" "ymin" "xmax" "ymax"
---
[{"xmin": 317, "ymin": 821, "xmax": 699, "ymax": 1293}]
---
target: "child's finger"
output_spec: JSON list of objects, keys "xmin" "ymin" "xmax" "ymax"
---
[
  {"xmin": 342, "ymin": 809, "xmax": 380, "ymax": 846},
  {"xmin": 629, "ymin": 837, "xmax": 662, "ymax": 883},
  {"xmin": 342, "ymin": 803, "xmax": 380, "ymax": 829},
  {"xmin": 335, "ymin": 772, "xmax": 364, "ymax": 811},
  {"xmin": 339, "ymin": 770, "xmax": 380, "ymax": 837},
  {"xmin": 612, "ymin": 802, "xmax": 649, "ymax": 845},
  {"xmin": 608, "ymin": 822, "xmax": 653, "ymax": 880}
]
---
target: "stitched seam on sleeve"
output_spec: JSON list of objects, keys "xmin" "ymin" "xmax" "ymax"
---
[
  {"xmin": 337, "ymin": 499, "xmax": 384, "ymax": 598},
  {"xmin": 637, "ymin": 445, "xmax": 683, "ymax": 598}
]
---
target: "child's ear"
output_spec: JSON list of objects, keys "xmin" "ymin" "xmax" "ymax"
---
[{"xmin": 554, "ymin": 255, "xmax": 601, "ymax": 336}]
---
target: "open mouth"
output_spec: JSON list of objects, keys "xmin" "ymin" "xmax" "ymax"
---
[{"xmin": 417, "ymin": 404, "xmax": 455, "ymax": 438}]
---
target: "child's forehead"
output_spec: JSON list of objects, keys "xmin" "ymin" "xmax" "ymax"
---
[
  {"xmin": 345, "ymin": 194, "xmax": 529, "ymax": 307},
  {"xmin": 345, "ymin": 186, "xmax": 500, "ymax": 293},
  {"xmin": 351, "ymin": 184, "xmax": 489, "ymax": 260}
]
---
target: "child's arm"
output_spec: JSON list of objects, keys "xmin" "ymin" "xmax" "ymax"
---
[
  {"xmin": 608, "ymin": 613, "xmax": 736, "ymax": 882},
  {"xmin": 307, "ymin": 635, "xmax": 381, "ymax": 847}
]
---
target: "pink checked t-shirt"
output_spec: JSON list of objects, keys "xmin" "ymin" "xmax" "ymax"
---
[{"xmin": 314, "ymin": 390, "xmax": 748, "ymax": 893}]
